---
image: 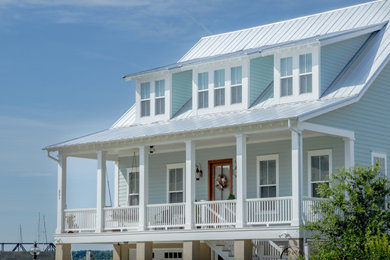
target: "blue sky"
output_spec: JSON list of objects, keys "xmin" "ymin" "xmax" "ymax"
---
[{"xmin": 0, "ymin": 0, "xmax": 371, "ymax": 249}]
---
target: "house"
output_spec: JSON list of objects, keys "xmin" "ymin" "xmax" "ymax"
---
[{"xmin": 45, "ymin": 1, "xmax": 390, "ymax": 259}]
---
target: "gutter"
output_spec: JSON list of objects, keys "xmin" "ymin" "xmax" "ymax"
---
[{"xmin": 47, "ymin": 151, "xmax": 59, "ymax": 163}]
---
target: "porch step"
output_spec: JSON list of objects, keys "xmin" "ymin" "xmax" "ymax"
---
[{"xmin": 205, "ymin": 241, "xmax": 234, "ymax": 260}]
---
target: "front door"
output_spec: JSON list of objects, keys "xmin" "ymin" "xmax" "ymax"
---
[{"xmin": 208, "ymin": 159, "xmax": 233, "ymax": 201}]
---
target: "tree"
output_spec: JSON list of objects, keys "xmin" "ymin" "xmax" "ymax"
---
[{"xmin": 305, "ymin": 165, "xmax": 390, "ymax": 259}]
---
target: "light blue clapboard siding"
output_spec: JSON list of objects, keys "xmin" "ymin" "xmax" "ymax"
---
[
  {"xmin": 249, "ymin": 55, "xmax": 274, "ymax": 105},
  {"xmin": 310, "ymin": 62, "xmax": 390, "ymax": 176},
  {"xmin": 118, "ymin": 156, "xmax": 137, "ymax": 207},
  {"xmin": 321, "ymin": 33, "xmax": 370, "ymax": 95},
  {"xmin": 117, "ymin": 136, "xmax": 344, "ymax": 204},
  {"xmin": 171, "ymin": 70, "xmax": 192, "ymax": 117}
]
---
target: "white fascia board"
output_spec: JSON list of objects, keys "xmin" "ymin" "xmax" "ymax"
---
[
  {"xmin": 298, "ymin": 121, "xmax": 354, "ymax": 140},
  {"xmin": 54, "ymin": 226, "xmax": 301, "ymax": 244}
]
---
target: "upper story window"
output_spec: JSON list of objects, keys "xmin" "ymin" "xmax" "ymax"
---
[
  {"xmin": 299, "ymin": 53, "xmax": 312, "ymax": 94},
  {"xmin": 214, "ymin": 69, "xmax": 225, "ymax": 106},
  {"xmin": 231, "ymin": 66, "xmax": 242, "ymax": 104},
  {"xmin": 140, "ymin": 82, "xmax": 151, "ymax": 117},
  {"xmin": 155, "ymin": 80, "xmax": 165, "ymax": 115},
  {"xmin": 198, "ymin": 72, "xmax": 209, "ymax": 109},
  {"xmin": 280, "ymin": 57, "xmax": 293, "ymax": 97}
]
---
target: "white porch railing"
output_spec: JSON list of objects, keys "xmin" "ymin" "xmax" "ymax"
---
[
  {"xmin": 104, "ymin": 206, "xmax": 139, "ymax": 231},
  {"xmin": 64, "ymin": 208, "xmax": 96, "ymax": 232},
  {"xmin": 246, "ymin": 197, "xmax": 292, "ymax": 225},
  {"xmin": 194, "ymin": 200, "xmax": 236, "ymax": 227},
  {"xmin": 303, "ymin": 197, "xmax": 324, "ymax": 223},
  {"xmin": 147, "ymin": 203, "xmax": 185, "ymax": 229}
]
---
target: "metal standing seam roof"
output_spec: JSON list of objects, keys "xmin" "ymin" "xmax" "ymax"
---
[
  {"xmin": 179, "ymin": 0, "xmax": 389, "ymax": 62},
  {"xmin": 44, "ymin": 0, "xmax": 390, "ymax": 150}
]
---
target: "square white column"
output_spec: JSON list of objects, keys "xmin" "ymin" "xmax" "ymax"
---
[
  {"xmin": 56, "ymin": 154, "xmax": 67, "ymax": 234},
  {"xmin": 139, "ymin": 146, "xmax": 149, "ymax": 231},
  {"xmin": 185, "ymin": 140, "xmax": 195, "ymax": 229},
  {"xmin": 344, "ymin": 138, "xmax": 355, "ymax": 168},
  {"xmin": 96, "ymin": 151, "xmax": 106, "ymax": 232},
  {"xmin": 291, "ymin": 130, "xmax": 303, "ymax": 226},
  {"xmin": 236, "ymin": 134, "xmax": 247, "ymax": 228}
]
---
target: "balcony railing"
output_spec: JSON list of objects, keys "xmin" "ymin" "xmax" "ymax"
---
[
  {"xmin": 104, "ymin": 206, "xmax": 139, "ymax": 231},
  {"xmin": 194, "ymin": 200, "xmax": 236, "ymax": 228},
  {"xmin": 61, "ymin": 196, "xmax": 326, "ymax": 233},
  {"xmin": 147, "ymin": 203, "xmax": 185, "ymax": 229},
  {"xmin": 64, "ymin": 208, "xmax": 96, "ymax": 232},
  {"xmin": 246, "ymin": 197, "xmax": 292, "ymax": 225}
]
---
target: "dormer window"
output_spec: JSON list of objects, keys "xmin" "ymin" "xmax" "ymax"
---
[
  {"xmin": 198, "ymin": 72, "xmax": 209, "ymax": 109},
  {"xmin": 214, "ymin": 69, "xmax": 225, "ymax": 106},
  {"xmin": 231, "ymin": 66, "xmax": 242, "ymax": 104},
  {"xmin": 141, "ymin": 82, "xmax": 151, "ymax": 117},
  {"xmin": 280, "ymin": 57, "xmax": 293, "ymax": 97},
  {"xmin": 299, "ymin": 53, "xmax": 312, "ymax": 94},
  {"xmin": 155, "ymin": 80, "xmax": 165, "ymax": 115}
]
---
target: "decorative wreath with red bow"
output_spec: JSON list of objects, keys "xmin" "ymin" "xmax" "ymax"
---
[{"xmin": 216, "ymin": 174, "xmax": 228, "ymax": 190}]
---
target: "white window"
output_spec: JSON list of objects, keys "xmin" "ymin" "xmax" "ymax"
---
[
  {"xmin": 231, "ymin": 66, "xmax": 242, "ymax": 104},
  {"xmin": 167, "ymin": 163, "xmax": 185, "ymax": 203},
  {"xmin": 280, "ymin": 57, "xmax": 293, "ymax": 97},
  {"xmin": 128, "ymin": 170, "xmax": 139, "ymax": 206},
  {"xmin": 214, "ymin": 69, "xmax": 225, "ymax": 106},
  {"xmin": 155, "ymin": 79, "xmax": 165, "ymax": 115},
  {"xmin": 309, "ymin": 150, "xmax": 332, "ymax": 198},
  {"xmin": 299, "ymin": 53, "xmax": 312, "ymax": 94},
  {"xmin": 372, "ymin": 151, "xmax": 387, "ymax": 175},
  {"xmin": 140, "ymin": 82, "xmax": 151, "ymax": 117},
  {"xmin": 198, "ymin": 72, "xmax": 209, "ymax": 109},
  {"xmin": 257, "ymin": 155, "xmax": 279, "ymax": 198}
]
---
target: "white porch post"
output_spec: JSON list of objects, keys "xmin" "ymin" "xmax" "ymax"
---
[
  {"xmin": 139, "ymin": 146, "xmax": 149, "ymax": 231},
  {"xmin": 344, "ymin": 138, "xmax": 355, "ymax": 168},
  {"xmin": 236, "ymin": 134, "xmax": 247, "ymax": 228},
  {"xmin": 56, "ymin": 153, "xmax": 67, "ymax": 234},
  {"xmin": 96, "ymin": 151, "xmax": 106, "ymax": 232},
  {"xmin": 185, "ymin": 140, "xmax": 195, "ymax": 229},
  {"xmin": 291, "ymin": 130, "xmax": 303, "ymax": 226}
]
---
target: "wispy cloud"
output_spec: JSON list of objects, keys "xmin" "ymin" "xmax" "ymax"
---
[{"xmin": 0, "ymin": 0, "xmax": 150, "ymax": 7}]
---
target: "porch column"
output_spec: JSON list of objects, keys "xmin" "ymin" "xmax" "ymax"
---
[
  {"xmin": 96, "ymin": 151, "xmax": 106, "ymax": 232},
  {"xmin": 55, "ymin": 244, "xmax": 71, "ymax": 260},
  {"xmin": 136, "ymin": 242, "xmax": 153, "ymax": 260},
  {"xmin": 291, "ymin": 130, "xmax": 303, "ymax": 226},
  {"xmin": 236, "ymin": 134, "xmax": 247, "ymax": 228},
  {"xmin": 56, "ymin": 153, "xmax": 67, "ymax": 234},
  {"xmin": 185, "ymin": 140, "xmax": 196, "ymax": 229},
  {"xmin": 344, "ymin": 138, "xmax": 355, "ymax": 168},
  {"xmin": 234, "ymin": 240, "xmax": 252, "ymax": 260},
  {"xmin": 183, "ymin": 241, "xmax": 200, "ymax": 260},
  {"xmin": 139, "ymin": 146, "xmax": 149, "ymax": 231}
]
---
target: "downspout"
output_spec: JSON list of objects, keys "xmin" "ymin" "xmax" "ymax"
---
[
  {"xmin": 47, "ymin": 150, "xmax": 59, "ymax": 163},
  {"xmin": 288, "ymin": 119, "xmax": 308, "ymax": 250}
]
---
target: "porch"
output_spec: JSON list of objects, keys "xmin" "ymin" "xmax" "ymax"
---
[{"xmin": 55, "ymin": 121, "xmax": 354, "ymax": 239}]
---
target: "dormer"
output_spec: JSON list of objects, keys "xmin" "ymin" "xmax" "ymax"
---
[{"xmin": 272, "ymin": 44, "xmax": 320, "ymax": 103}]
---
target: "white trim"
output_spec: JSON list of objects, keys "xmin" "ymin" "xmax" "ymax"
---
[
  {"xmin": 166, "ymin": 163, "xmax": 186, "ymax": 203},
  {"xmin": 298, "ymin": 122, "xmax": 355, "ymax": 140},
  {"xmin": 256, "ymin": 154, "xmax": 279, "ymax": 198},
  {"xmin": 371, "ymin": 151, "xmax": 387, "ymax": 175},
  {"xmin": 126, "ymin": 167, "xmax": 140, "ymax": 206},
  {"xmin": 308, "ymin": 149, "xmax": 332, "ymax": 197},
  {"xmin": 114, "ymin": 161, "xmax": 119, "ymax": 207}
]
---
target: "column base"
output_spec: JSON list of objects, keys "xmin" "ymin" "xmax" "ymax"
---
[
  {"xmin": 55, "ymin": 244, "xmax": 71, "ymax": 260},
  {"xmin": 183, "ymin": 241, "xmax": 200, "ymax": 260},
  {"xmin": 136, "ymin": 242, "xmax": 152, "ymax": 260}
]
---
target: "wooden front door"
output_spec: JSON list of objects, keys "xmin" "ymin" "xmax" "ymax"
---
[{"xmin": 208, "ymin": 159, "xmax": 233, "ymax": 201}]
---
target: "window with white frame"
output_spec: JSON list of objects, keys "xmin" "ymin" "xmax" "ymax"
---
[
  {"xmin": 155, "ymin": 79, "xmax": 165, "ymax": 115},
  {"xmin": 280, "ymin": 57, "xmax": 293, "ymax": 97},
  {"xmin": 372, "ymin": 152, "xmax": 387, "ymax": 175},
  {"xmin": 299, "ymin": 53, "xmax": 312, "ymax": 94},
  {"xmin": 309, "ymin": 150, "xmax": 332, "ymax": 198},
  {"xmin": 198, "ymin": 72, "xmax": 209, "ymax": 109},
  {"xmin": 214, "ymin": 69, "xmax": 225, "ymax": 106},
  {"xmin": 140, "ymin": 82, "xmax": 151, "ymax": 117},
  {"xmin": 167, "ymin": 164, "xmax": 185, "ymax": 203},
  {"xmin": 231, "ymin": 66, "xmax": 242, "ymax": 104},
  {"xmin": 257, "ymin": 155, "xmax": 278, "ymax": 198},
  {"xmin": 128, "ymin": 170, "xmax": 139, "ymax": 206}
]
